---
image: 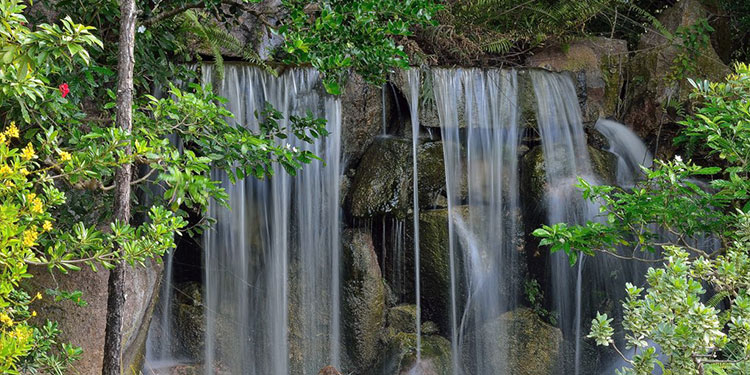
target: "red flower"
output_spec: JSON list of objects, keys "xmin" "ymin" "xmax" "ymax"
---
[{"xmin": 59, "ymin": 83, "xmax": 69, "ymax": 98}]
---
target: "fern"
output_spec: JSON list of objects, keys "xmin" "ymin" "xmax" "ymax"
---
[{"xmin": 177, "ymin": 10, "xmax": 274, "ymax": 80}]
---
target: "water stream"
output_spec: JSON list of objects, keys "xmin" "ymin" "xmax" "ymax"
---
[
  {"xmin": 433, "ymin": 68, "xmax": 521, "ymax": 375},
  {"xmin": 407, "ymin": 70, "xmax": 423, "ymax": 366},
  {"xmin": 202, "ymin": 65, "xmax": 342, "ymax": 375},
  {"xmin": 143, "ymin": 66, "xmax": 666, "ymax": 375}
]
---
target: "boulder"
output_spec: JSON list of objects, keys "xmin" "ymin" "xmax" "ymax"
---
[
  {"xmin": 29, "ymin": 260, "xmax": 162, "ymax": 374},
  {"xmin": 527, "ymin": 37, "xmax": 629, "ymax": 124},
  {"xmin": 467, "ymin": 308, "xmax": 563, "ymax": 375},
  {"xmin": 373, "ymin": 333, "xmax": 452, "ymax": 375},
  {"xmin": 342, "ymin": 229, "xmax": 387, "ymax": 370},
  {"xmin": 624, "ymin": 0, "xmax": 730, "ymax": 149},
  {"xmin": 347, "ymin": 137, "xmax": 448, "ymax": 218},
  {"xmin": 387, "ymin": 305, "xmax": 419, "ymax": 334},
  {"xmin": 521, "ymin": 145, "xmax": 618, "ymax": 210},
  {"xmin": 341, "ymin": 73, "xmax": 390, "ymax": 167}
]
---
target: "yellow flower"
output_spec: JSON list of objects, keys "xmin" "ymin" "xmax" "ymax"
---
[
  {"xmin": 31, "ymin": 311, "xmax": 36, "ymax": 317},
  {"xmin": 22, "ymin": 228, "xmax": 38, "ymax": 248},
  {"xmin": 58, "ymin": 150, "xmax": 72, "ymax": 162},
  {"xmin": 0, "ymin": 133, "xmax": 6, "ymax": 145},
  {"xmin": 5, "ymin": 122, "xmax": 19, "ymax": 138},
  {"xmin": 21, "ymin": 143, "xmax": 35, "ymax": 160},
  {"xmin": 0, "ymin": 313, "xmax": 12, "ymax": 326},
  {"xmin": 35, "ymin": 292, "xmax": 42, "ymax": 300},
  {"xmin": 0, "ymin": 164, "xmax": 11, "ymax": 175},
  {"xmin": 43, "ymin": 220, "xmax": 52, "ymax": 232},
  {"xmin": 19, "ymin": 168, "xmax": 29, "ymax": 176},
  {"xmin": 30, "ymin": 197, "xmax": 43, "ymax": 214},
  {"xmin": 26, "ymin": 193, "xmax": 36, "ymax": 201}
]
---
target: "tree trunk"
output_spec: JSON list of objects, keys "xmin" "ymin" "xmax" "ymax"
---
[{"xmin": 102, "ymin": 0, "xmax": 137, "ymax": 373}]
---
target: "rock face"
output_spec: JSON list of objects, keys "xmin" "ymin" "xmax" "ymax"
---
[
  {"xmin": 341, "ymin": 73, "xmax": 389, "ymax": 167},
  {"xmin": 467, "ymin": 308, "xmax": 563, "ymax": 375},
  {"xmin": 342, "ymin": 229, "xmax": 387, "ymax": 370},
  {"xmin": 521, "ymin": 145, "xmax": 618, "ymax": 210},
  {"xmin": 29, "ymin": 261, "xmax": 162, "ymax": 374},
  {"xmin": 347, "ymin": 138, "xmax": 448, "ymax": 218},
  {"xmin": 173, "ymin": 282, "xmax": 205, "ymax": 361},
  {"xmin": 527, "ymin": 37, "xmax": 629, "ymax": 124},
  {"xmin": 375, "ymin": 305, "xmax": 452, "ymax": 375},
  {"xmin": 374, "ymin": 333, "xmax": 452, "ymax": 375},
  {"xmin": 624, "ymin": 0, "xmax": 730, "ymax": 153}
]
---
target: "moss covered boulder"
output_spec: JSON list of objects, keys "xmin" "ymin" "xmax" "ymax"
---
[
  {"xmin": 467, "ymin": 308, "xmax": 563, "ymax": 375},
  {"xmin": 522, "ymin": 145, "xmax": 618, "ymax": 210},
  {"xmin": 624, "ymin": 0, "xmax": 730, "ymax": 149},
  {"xmin": 173, "ymin": 282, "xmax": 206, "ymax": 361},
  {"xmin": 347, "ymin": 137, "xmax": 449, "ymax": 218},
  {"xmin": 527, "ymin": 37, "xmax": 628, "ymax": 124},
  {"xmin": 372, "ymin": 332, "xmax": 452, "ymax": 375},
  {"xmin": 342, "ymin": 228, "xmax": 387, "ymax": 370}
]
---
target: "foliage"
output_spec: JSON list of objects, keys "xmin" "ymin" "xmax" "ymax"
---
[
  {"xmin": 534, "ymin": 64, "xmax": 750, "ymax": 373},
  {"xmin": 0, "ymin": 1, "xmax": 328, "ymax": 372},
  {"xmin": 417, "ymin": 0, "xmax": 669, "ymax": 64},
  {"xmin": 667, "ymin": 18, "xmax": 715, "ymax": 83},
  {"xmin": 524, "ymin": 278, "xmax": 557, "ymax": 325},
  {"xmin": 279, "ymin": 0, "xmax": 441, "ymax": 94}
]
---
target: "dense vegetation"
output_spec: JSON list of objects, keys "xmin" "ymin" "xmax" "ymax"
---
[
  {"xmin": 535, "ymin": 64, "xmax": 750, "ymax": 374},
  {"xmin": 1, "ymin": 0, "xmax": 749, "ymax": 374},
  {"xmin": 0, "ymin": 0, "xmax": 439, "ymax": 373}
]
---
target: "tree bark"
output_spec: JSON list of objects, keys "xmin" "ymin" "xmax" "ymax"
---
[{"xmin": 102, "ymin": 0, "xmax": 137, "ymax": 373}]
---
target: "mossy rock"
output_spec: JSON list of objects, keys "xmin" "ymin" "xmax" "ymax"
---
[
  {"xmin": 173, "ymin": 282, "xmax": 206, "ymax": 361},
  {"xmin": 342, "ymin": 229, "xmax": 386, "ymax": 370},
  {"xmin": 387, "ymin": 305, "xmax": 418, "ymax": 334},
  {"xmin": 522, "ymin": 145, "xmax": 618, "ymax": 208},
  {"xmin": 526, "ymin": 37, "xmax": 629, "ymax": 123},
  {"xmin": 372, "ymin": 333, "xmax": 452, "ymax": 375},
  {"xmin": 347, "ymin": 137, "xmax": 448, "ymax": 218},
  {"xmin": 464, "ymin": 308, "xmax": 563, "ymax": 375}
]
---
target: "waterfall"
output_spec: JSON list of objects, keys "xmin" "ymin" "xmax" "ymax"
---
[
  {"xmin": 433, "ymin": 68, "xmax": 521, "ymax": 375},
  {"xmin": 407, "ymin": 70, "xmax": 423, "ymax": 366},
  {"xmin": 595, "ymin": 118, "xmax": 653, "ymax": 187},
  {"xmin": 531, "ymin": 70, "xmax": 602, "ymax": 375},
  {"xmin": 203, "ymin": 64, "xmax": 342, "ymax": 375},
  {"xmin": 143, "ymin": 249, "xmax": 177, "ymax": 374}
]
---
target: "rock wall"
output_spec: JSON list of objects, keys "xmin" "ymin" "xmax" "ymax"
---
[{"xmin": 30, "ymin": 261, "xmax": 162, "ymax": 374}]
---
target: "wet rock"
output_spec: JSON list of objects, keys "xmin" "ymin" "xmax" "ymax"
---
[
  {"xmin": 342, "ymin": 73, "xmax": 388, "ymax": 167},
  {"xmin": 390, "ymin": 69, "xmax": 443, "ymax": 129},
  {"xmin": 414, "ymin": 208, "xmax": 472, "ymax": 334},
  {"xmin": 521, "ymin": 145, "xmax": 618, "ymax": 209},
  {"xmin": 347, "ymin": 138, "xmax": 448, "ymax": 218},
  {"xmin": 518, "ymin": 70, "xmax": 538, "ymax": 129},
  {"xmin": 527, "ymin": 37, "xmax": 629, "ymax": 124},
  {"xmin": 348, "ymin": 137, "xmax": 411, "ymax": 218},
  {"xmin": 342, "ymin": 228, "xmax": 387, "ymax": 370},
  {"xmin": 173, "ymin": 282, "xmax": 205, "ymax": 361},
  {"xmin": 467, "ymin": 308, "xmax": 563, "ymax": 375},
  {"xmin": 373, "ymin": 333, "xmax": 452, "ymax": 375},
  {"xmin": 387, "ymin": 305, "xmax": 418, "ymax": 334}
]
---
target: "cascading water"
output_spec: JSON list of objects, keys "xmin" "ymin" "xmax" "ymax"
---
[
  {"xmin": 143, "ymin": 249, "xmax": 177, "ymax": 374},
  {"xmin": 433, "ymin": 68, "xmax": 521, "ymax": 374},
  {"xmin": 407, "ymin": 70, "xmax": 423, "ymax": 367},
  {"xmin": 202, "ymin": 64, "xmax": 342, "ymax": 375},
  {"xmin": 531, "ymin": 70, "xmax": 602, "ymax": 375},
  {"xmin": 595, "ymin": 118, "xmax": 653, "ymax": 187}
]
